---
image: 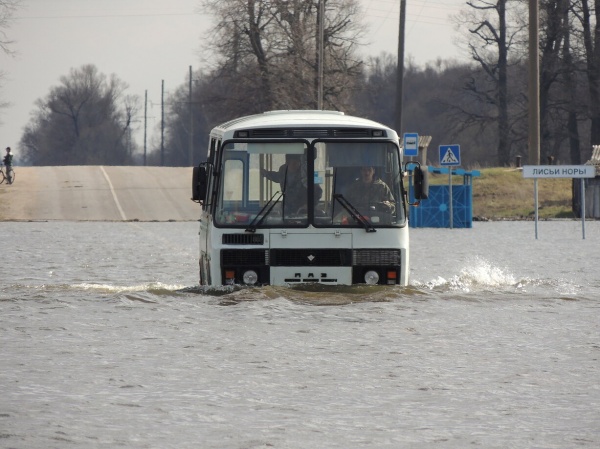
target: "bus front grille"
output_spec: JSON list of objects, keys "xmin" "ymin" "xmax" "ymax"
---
[
  {"xmin": 221, "ymin": 249, "xmax": 400, "ymax": 268},
  {"xmin": 353, "ymin": 249, "xmax": 401, "ymax": 266},
  {"xmin": 221, "ymin": 249, "xmax": 268, "ymax": 266},
  {"xmin": 333, "ymin": 128, "xmax": 377, "ymax": 137},
  {"xmin": 291, "ymin": 129, "xmax": 330, "ymax": 137},
  {"xmin": 245, "ymin": 129, "xmax": 288, "ymax": 138},
  {"xmin": 222, "ymin": 233, "xmax": 264, "ymax": 245},
  {"xmin": 270, "ymin": 249, "xmax": 352, "ymax": 267}
]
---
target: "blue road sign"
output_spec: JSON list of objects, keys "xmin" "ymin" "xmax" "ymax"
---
[
  {"xmin": 439, "ymin": 144, "xmax": 461, "ymax": 166},
  {"xmin": 403, "ymin": 133, "xmax": 419, "ymax": 157}
]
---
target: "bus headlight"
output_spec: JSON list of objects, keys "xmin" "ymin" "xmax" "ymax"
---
[
  {"xmin": 242, "ymin": 270, "xmax": 258, "ymax": 285},
  {"xmin": 364, "ymin": 270, "xmax": 379, "ymax": 285}
]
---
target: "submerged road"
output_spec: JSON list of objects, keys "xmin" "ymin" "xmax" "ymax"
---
[{"xmin": 0, "ymin": 166, "xmax": 199, "ymax": 221}]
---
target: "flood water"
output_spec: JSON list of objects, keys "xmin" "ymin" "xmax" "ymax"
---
[{"xmin": 1, "ymin": 220, "xmax": 599, "ymax": 448}]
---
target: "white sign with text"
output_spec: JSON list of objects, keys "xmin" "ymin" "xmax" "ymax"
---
[{"xmin": 522, "ymin": 165, "xmax": 596, "ymax": 179}]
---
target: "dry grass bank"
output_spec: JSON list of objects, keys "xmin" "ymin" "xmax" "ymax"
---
[{"xmin": 428, "ymin": 167, "xmax": 574, "ymax": 220}]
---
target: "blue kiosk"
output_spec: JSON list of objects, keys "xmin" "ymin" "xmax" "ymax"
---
[
  {"xmin": 403, "ymin": 140, "xmax": 480, "ymax": 228},
  {"xmin": 408, "ymin": 166, "xmax": 480, "ymax": 228}
]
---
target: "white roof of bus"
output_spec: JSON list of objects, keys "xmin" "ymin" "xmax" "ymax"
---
[{"xmin": 214, "ymin": 110, "xmax": 396, "ymax": 134}]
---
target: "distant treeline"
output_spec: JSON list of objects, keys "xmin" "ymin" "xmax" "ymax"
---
[{"xmin": 14, "ymin": 1, "xmax": 600, "ymax": 168}]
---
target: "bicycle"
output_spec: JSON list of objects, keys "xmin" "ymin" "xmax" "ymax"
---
[{"xmin": 0, "ymin": 166, "xmax": 15, "ymax": 184}]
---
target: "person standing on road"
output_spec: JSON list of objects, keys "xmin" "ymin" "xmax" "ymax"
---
[{"xmin": 3, "ymin": 147, "xmax": 13, "ymax": 184}]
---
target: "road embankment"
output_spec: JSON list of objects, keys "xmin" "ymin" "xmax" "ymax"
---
[{"xmin": 0, "ymin": 166, "xmax": 199, "ymax": 221}]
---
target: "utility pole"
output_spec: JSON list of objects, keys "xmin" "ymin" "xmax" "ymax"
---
[
  {"xmin": 189, "ymin": 65, "xmax": 194, "ymax": 166},
  {"xmin": 161, "ymin": 80, "xmax": 165, "ymax": 167},
  {"xmin": 528, "ymin": 0, "xmax": 540, "ymax": 164},
  {"xmin": 395, "ymin": 0, "xmax": 407, "ymax": 134},
  {"xmin": 317, "ymin": 0, "xmax": 325, "ymax": 109},
  {"xmin": 144, "ymin": 90, "xmax": 147, "ymax": 167}
]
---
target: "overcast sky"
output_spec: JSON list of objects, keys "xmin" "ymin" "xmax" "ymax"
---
[{"xmin": 1, "ymin": 0, "xmax": 467, "ymax": 161}]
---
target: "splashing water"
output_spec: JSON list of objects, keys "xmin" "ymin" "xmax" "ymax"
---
[{"xmin": 417, "ymin": 257, "xmax": 517, "ymax": 292}]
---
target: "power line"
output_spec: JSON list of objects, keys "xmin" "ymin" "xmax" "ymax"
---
[
  {"xmin": 14, "ymin": 12, "xmax": 198, "ymax": 20},
  {"xmin": 362, "ymin": 0, "xmax": 462, "ymax": 26}
]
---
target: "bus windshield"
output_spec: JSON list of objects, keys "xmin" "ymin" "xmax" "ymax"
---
[
  {"xmin": 214, "ymin": 140, "xmax": 405, "ymax": 228},
  {"xmin": 313, "ymin": 141, "xmax": 405, "ymax": 227}
]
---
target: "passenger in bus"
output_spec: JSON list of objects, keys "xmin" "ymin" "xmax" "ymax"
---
[
  {"xmin": 261, "ymin": 154, "xmax": 322, "ymax": 215},
  {"xmin": 345, "ymin": 166, "xmax": 395, "ymax": 214}
]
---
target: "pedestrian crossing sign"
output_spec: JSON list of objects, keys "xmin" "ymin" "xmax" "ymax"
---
[{"xmin": 439, "ymin": 144, "xmax": 461, "ymax": 166}]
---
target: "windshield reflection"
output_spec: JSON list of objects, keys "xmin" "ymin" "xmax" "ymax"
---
[{"xmin": 214, "ymin": 141, "xmax": 405, "ymax": 228}]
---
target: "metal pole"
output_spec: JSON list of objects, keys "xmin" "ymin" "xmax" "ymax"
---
[
  {"xmin": 581, "ymin": 178, "xmax": 586, "ymax": 239},
  {"xmin": 189, "ymin": 65, "xmax": 193, "ymax": 167},
  {"xmin": 317, "ymin": 0, "xmax": 324, "ymax": 109},
  {"xmin": 161, "ymin": 79, "xmax": 165, "ymax": 167},
  {"xmin": 534, "ymin": 178, "xmax": 539, "ymax": 239},
  {"xmin": 449, "ymin": 169, "xmax": 453, "ymax": 229},
  {"xmin": 144, "ymin": 90, "xmax": 147, "ymax": 167},
  {"xmin": 528, "ymin": 0, "xmax": 540, "ymax": 164},
  {"xmin": 395, "ymin": 0, "xmax": 407, "ymax": 134}
]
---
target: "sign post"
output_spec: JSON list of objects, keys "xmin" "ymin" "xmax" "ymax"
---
[
  {"xmin": 439, "ymin": 145, "xmax": 461, "ymax": 228},
  {"xmin": 522, "ymin": 165, "xmax": 596, "ymax": 239},
  {"xmin": 403, "ymin": 133, "xmax": 419, "ymax": 157}
]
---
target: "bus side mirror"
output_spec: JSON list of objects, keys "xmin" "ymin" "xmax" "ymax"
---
[
  {"xmin": 192, "ymin": 164, "xmax": 207, "ymax": 203},
  {"xmin": 413, "ymin": 165, "xmax": 429, "ymax": 200}
]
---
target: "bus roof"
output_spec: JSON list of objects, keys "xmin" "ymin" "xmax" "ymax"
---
[{"xmin": 212, "ymin": 110, "xmax": 398, "ymax": 139}]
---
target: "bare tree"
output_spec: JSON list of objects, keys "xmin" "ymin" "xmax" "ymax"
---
[
  {"xmin": 452, "ymin": 0, "xmax": 527, "ymax": 165},
  {"xmin": 0, "ymin": 0, "xmax": 19, "ymax": 55},
  {"xmin": 161, "ymin": 71, "xmax": 210, "ymax": 167},
  {"xmin": 164, "ymin": 0, "xmax": 366, "ymax": 166},
  {"xmin": 200, "ymin": 0, "xmax": 364, "ymax": 117},
  {"xmin": 562, "ymin": 0, "xmax": 583, "ymax": 164},
  {"xmin": 20, "ymin": 65, "xmax": 139, "ymax": 165},
  {"xmin": 0, "ymin": 0, "xmax": 21, "ymax": 116},
  {"xmin": 575, "ymin": 0, "xmax": 600, "ymax": 153},
  {"xmin": 532, "ymin": 0, "xmax": 595, "ymax": 164},
  {"xmin": 537, "ymin": 0, "xmax": 569, "ymax": 162}
]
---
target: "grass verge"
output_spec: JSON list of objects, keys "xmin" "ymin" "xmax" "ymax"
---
[{"xmin": 427, "ymin": 167, "xmax": 575, "ymax": 220}]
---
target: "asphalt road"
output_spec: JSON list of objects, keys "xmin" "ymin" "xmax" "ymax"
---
[{"xmin": 0, "ymin": 166, "xmax": 200, "ymax": 221}]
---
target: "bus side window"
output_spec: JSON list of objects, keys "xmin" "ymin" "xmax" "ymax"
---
[
  {"xmin": 208, "ymin": 138, "xmax": 217, "ymax": 166},
  {"xmin": 222, "ymin": 159, "xmax": 243, "ymax": 205},
  {"xmin": 206, "ymin": 138, "xmax": 221, "ymax": 210}
]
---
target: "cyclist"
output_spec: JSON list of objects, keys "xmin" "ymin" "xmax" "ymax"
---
[{"xmin": 3, "ymin": 147, "xmax": 13, "ymax": 184}]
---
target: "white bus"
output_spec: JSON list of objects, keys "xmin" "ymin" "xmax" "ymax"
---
[{"xmin": 192, "ymin": 110, "xmax": 427, "ymax": 287}]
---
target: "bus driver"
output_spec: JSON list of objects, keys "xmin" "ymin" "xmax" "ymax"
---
[{"xmin": 345, "ymin": 166, "xmax": 395, "ymax": 214}]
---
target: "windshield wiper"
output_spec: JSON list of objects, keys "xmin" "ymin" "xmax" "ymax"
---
[
  {"xmin": 333, "ymin": 194, "xmax": 376, "ymax": 232},
  {"xmin": 246, "ymin": 191, "xmax": 283, "ymax": 233}
]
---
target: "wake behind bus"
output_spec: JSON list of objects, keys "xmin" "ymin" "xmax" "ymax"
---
[{"xmin": 191, "ymin": 110, "xmax": 427, "ymax": 287}]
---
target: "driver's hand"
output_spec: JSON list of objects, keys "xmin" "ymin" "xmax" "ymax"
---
[{"xmin": 376, "ymin": 201, "xmax": 393, "ymax": 213}]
